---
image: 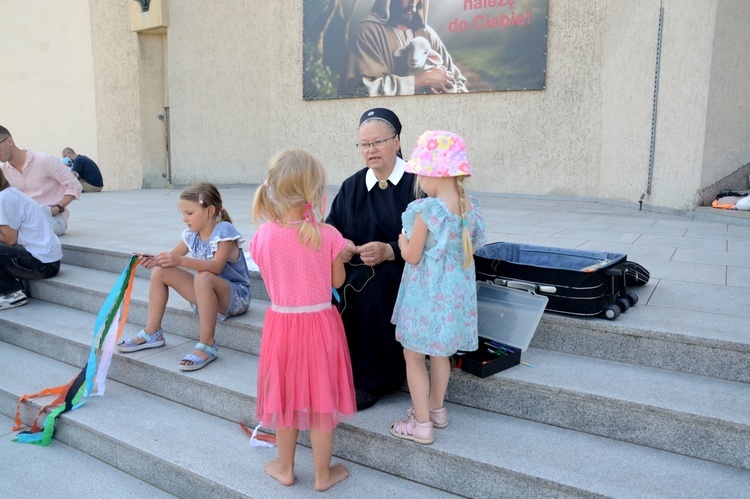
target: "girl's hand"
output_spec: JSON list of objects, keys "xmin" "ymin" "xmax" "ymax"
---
[
  {"xmin": 398, "ymin": 233, "xmax": 409, "ymax": 251},
  {"xmin": 138, "ymin": 253, "xmax": 156, "ymax": 269},
  {"xmin": 153, "ymin": 251, "xmax": 181, "ymax": 268},
  {"xmin": 340, "ymin": 240, "xmax": 357, "ymax": 264}
]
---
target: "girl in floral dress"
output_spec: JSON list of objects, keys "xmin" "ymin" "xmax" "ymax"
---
[{"xmin": 391, "ymin": 131, "xmax": 486, "ymax": 445}]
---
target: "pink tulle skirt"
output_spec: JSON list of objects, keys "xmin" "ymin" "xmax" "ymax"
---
[{"xmin": 256, "ymin": 305, "xmax": 356, "ymax": 432}]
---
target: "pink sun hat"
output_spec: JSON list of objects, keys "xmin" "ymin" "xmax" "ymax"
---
[{"xmin": 406, "ymin": 130, "xmax": 471, "ymax": 178}]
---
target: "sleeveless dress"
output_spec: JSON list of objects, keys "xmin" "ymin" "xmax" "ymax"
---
[
  {"xmin": 182, "ymin": 222, "xmax": 251, "ymax": 319},
  {"xmin": 391, "ymin": 196, "xmax": 486, "ymax": 356},
  {"xmin": 250, "ymin": 222, "xmax": 356, "ymax": 432}
]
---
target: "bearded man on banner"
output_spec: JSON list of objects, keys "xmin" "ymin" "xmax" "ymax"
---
[{"xmin": 338, "ymin": 0, "xmax": 468, "ymax": 97}]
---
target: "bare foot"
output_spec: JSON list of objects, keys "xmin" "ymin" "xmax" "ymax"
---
[
  {"xmin": 315, "ymin": 463, "xmax": 349, "ymax": 492},
  {"xmin": 265, "ymin": 459, "xmax": 295, "ymax": 486}
]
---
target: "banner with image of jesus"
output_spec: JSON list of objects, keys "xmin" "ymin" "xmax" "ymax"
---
[{"xmin": 303, "ymin": 0, "xmax": 548, "ymax": 100}]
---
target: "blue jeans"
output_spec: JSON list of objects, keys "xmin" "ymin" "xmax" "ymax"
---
[{"xmin": 0, "ymin": 242, "xmax": 60, "ymax": 295}]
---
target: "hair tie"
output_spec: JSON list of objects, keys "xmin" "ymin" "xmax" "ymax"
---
[
  {"xmin": 461, "ymin": 219, "xmax": 468, "ymax": 227},
  {"xmin": 198, "ymin": 193, "xmax": 204, "ymax": 205},
  {"xmin": 220, "ymin": 206, "xmax": 225, "ymax": 212},
  {"xmin": 303, "ymin": 203, "xmax": 317, "ymax": 227},
  {"xmin": 263, "ymin": 179, "xmax": 269, "ymax": 187}
]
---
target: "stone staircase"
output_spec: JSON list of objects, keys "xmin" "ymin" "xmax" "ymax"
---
[{"xmin": 1, "ymin": 244, "xmax": 749, "ymax": 498}]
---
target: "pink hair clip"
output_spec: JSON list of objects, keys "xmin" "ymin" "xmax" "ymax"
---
[
  {"xmin": 303, "ymin": 203, "xmax": 317, "ymax": 227},
  {"xmin": 198, "ymin": 193, "xmax": 204, "ymax": 204}
]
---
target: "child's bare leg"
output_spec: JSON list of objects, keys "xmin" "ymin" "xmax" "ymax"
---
[
  {"xmin": 310, "ymin": 429, "xmax": 348, "ymax": 491},
  {"xmin": 180, "ymin": 272, "xmax": 230, "ymax": 365},
  {"xmin": 428, "ymin": 356, "xmax": 451, "ymax": 411},
  {"xmin": 133, "ymin": 267, "xmax": 195, "ymax": 344},
  {"xmin": 265, "ymin": 428, "xmax": 298, "ymax": 486},
  {"xmin": 404, "ymin": 348, "xmax": 430, "ymax": 423}
]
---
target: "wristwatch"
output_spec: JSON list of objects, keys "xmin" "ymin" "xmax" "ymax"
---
[{"xmin": 56, "ymin": 204, "xmax": 65, "ymax": 214}]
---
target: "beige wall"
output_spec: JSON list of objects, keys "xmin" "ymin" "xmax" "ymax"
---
[
  {"xmin": 701, "ymin": 0, "xmax": 750, "ymax": 188},
  {"xmin": 4, "ymin": 0, "xmax": 749, "ymax": 209},
  {"xmin": 165, "ymin": 0, "xmax": 750, "ymax": 210},
  {"xmin": 648, "ymin": 1, "xmax": 716, "ymax": 209},
  {"xmin": 168, "ymin": 0, "xmax": 272, "ymax": 186},
  {"xmin": 0, "ymin": 0, "xmax": 97, "ymax": 162},
  {"xmin": 89, "ymin": 0, "xmax": 145, "ymax": 190}
]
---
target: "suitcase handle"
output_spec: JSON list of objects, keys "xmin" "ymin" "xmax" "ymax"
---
[{"xmin": 493, "ymin": 278, "xmax": 557, "ymax": 295}]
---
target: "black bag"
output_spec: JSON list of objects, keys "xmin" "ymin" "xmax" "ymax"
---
[{"xmin": 622, "ymin": 261, "xmax": 650, "ymax": 286}]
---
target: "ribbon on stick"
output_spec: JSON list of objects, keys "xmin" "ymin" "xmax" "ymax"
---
[{"xmin": 13, "ymin": 255, "xmax": 140, "ymax": 446}]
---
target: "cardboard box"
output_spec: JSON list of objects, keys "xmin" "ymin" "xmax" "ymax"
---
[{"xmin": 455, "ymin": 282, "xmax": 547, "ymax": 378}]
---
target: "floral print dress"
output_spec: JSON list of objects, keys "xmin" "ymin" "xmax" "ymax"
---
[{"xmin": 391, "ymin": 196, "xmax": 486, "ymax": 356}]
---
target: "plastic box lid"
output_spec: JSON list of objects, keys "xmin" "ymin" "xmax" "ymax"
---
[{"xmin": 476, "ymin": 282, "xmax": 548, "ymax": 351}]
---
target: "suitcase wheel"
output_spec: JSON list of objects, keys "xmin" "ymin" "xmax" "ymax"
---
[
  {"xmin": 626, "ymin": 291, "xmax": 639, "ymax": 306},
  {"xmin": 616, "ymin": 297, "xmax": 631, "ymax": 313},
  {"xmin": 602, "ymin": 304, "xmax": 621, "ymax": 320}
]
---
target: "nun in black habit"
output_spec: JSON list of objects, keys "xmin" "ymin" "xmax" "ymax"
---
[{"xmin": 326, "ymin": 108, "xmax": 416, "ymax": 410}]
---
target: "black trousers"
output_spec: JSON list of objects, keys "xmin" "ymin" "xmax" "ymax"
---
[{"xmin": 0, "ymin": 242, "xmax": 60, "ymax": 295}]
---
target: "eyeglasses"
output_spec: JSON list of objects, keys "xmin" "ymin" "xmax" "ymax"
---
[
  {"xmin": 355, "ymin": 135, "xmax": 397, "ymax": 151},
  {"xmin": 0, "ymin": 137, "xmax": 8, "ymax": 145}
]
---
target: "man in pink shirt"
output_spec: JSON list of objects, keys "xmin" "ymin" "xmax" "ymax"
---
[{"xmin": 0, "ymin": 126, "xmax": 82, "ymax": 236}]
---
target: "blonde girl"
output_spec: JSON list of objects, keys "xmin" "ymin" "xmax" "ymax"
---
[
  {"xmin": 250, "ymin": 150, "xmax": 356, "ymax": 491},
  {"xmin": 390, "ymin": 131, "xmax": 486, "ymax": 444},
  {"xmin": 117, "ymin": 182, "xmax": 251, "ymax": 371}
]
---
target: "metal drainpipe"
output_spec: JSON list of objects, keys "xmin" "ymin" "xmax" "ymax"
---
[{"xmin": 645, "ymin": 6, "xmax": 664, "ymax": 205}]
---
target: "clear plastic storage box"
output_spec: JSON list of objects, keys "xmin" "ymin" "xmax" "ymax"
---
[{"xmin": 456, "ymin": 282, "xmax": 548, "ymax": 377}]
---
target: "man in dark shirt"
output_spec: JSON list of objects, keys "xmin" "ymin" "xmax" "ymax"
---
[{"xmin": 62, "ymin": 147, "xmax": 103, "ymax": 192}]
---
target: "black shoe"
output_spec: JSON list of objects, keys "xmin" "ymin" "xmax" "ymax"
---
[{"xmin": 355, "ymin": 389, "xmax": 379, "ymax": 411}]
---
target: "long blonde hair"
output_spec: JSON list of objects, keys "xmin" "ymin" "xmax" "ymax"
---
[
  {"xmin": 412, "ymin": 175, "xmax": 475, "ymax": 269},
  {"xmin": 252, "ymin": 150, "xmax": 327, "ymax": 250},
  {"xmin": 456, "ymin": 177, "xmax": 474, "ymax": 269}
]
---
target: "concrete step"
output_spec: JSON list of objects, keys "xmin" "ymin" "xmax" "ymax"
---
[
  {"xmin": 2, "ymin": 300, "xmax": 749, "ymax": 473},
  {"xmin": 27, "ymin": 263, "xmax": 266, "ymax": 357},
  {"xmin": 61, "ymin": 244, "xmax": 270, "ymax": 301},
  {"xmin": 533, "ymin": 297, "xmax": 750, "ymax": 384},
  {"xmin": 0, "ymin": 344, "xmax": 456, "ymax": 499},
  {"xmin": 59, "ymin": 246, "xmax": 750, "ymax": 384},
  {"xmin": 0, "ymin": 415, "xmax": 176, "ymax": 499},
  {"xmin": 3, "ymin": 339, "xmax": 750, "ymax": 498}
]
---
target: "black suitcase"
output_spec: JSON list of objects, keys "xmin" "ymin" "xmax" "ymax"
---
[{"xmin": 474, "ymin": 242, "xmax": 641, "ymax": 320}]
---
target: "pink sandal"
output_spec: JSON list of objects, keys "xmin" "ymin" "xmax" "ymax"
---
[
  {"xmin": 407, "ymin": 406, "xmax": 448, "ymax": 429},
  {"xmin": 390, "ymin": 415, "xmax": 434, "ymax": 445}
]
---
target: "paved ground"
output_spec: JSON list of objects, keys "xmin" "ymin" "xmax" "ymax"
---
[
  {"xmin": 60, "ymin": 186, "xmax": 750, "ymax": 344},
  {"xmin": 2, "ymin": 186, "xmax": 749, "ymax": 498}
]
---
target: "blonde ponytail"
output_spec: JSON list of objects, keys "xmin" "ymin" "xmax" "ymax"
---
[
  {"xmin": 252, "ymin": 150, "xmax": 326, "ymax": 251},
  {"xmin": 457, "ymin": 177, "xmax": 474, "ymax": 269}
]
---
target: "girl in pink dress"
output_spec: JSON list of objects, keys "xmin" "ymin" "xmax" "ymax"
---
[{"xmin": 250, "ymin": 150, "xmax": 356, "ymax": 492}]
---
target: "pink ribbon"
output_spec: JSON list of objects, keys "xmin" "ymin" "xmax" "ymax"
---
[{"xmin": 303, "ymin": 203, "xmax": 317, "ymax": 227}]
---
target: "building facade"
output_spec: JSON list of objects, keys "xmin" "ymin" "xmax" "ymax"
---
[{"xmin": 2, "ymin": 0, "xmax": 748, "ymax": 210}]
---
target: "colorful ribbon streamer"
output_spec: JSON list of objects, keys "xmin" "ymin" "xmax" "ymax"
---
[{"xmin": 12, "ymin": 255, "xmax": 139, "ymax": 446}]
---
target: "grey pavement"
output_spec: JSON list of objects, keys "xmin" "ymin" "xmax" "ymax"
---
[
  {"xmin": 3, "ymin": 186, "xmax": 750, "ymax": 497},
  {"xmin": 62, "ymin": 186, "xmax": 750, "ymax": 343}
]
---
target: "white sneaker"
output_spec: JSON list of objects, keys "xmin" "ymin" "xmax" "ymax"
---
[{"xmin": 0, "ymin": 290, "xmax": 28, "ymax": 310}]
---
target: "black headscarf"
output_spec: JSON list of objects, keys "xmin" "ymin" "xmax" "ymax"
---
[{"xmin": 359, "ymin": 108, "xmax": 403, "ymax": 158}]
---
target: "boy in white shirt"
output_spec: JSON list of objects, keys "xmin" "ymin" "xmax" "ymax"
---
[{"xmin": 0, "ymin": 168, "xmax": 62, "ymax": 309}]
